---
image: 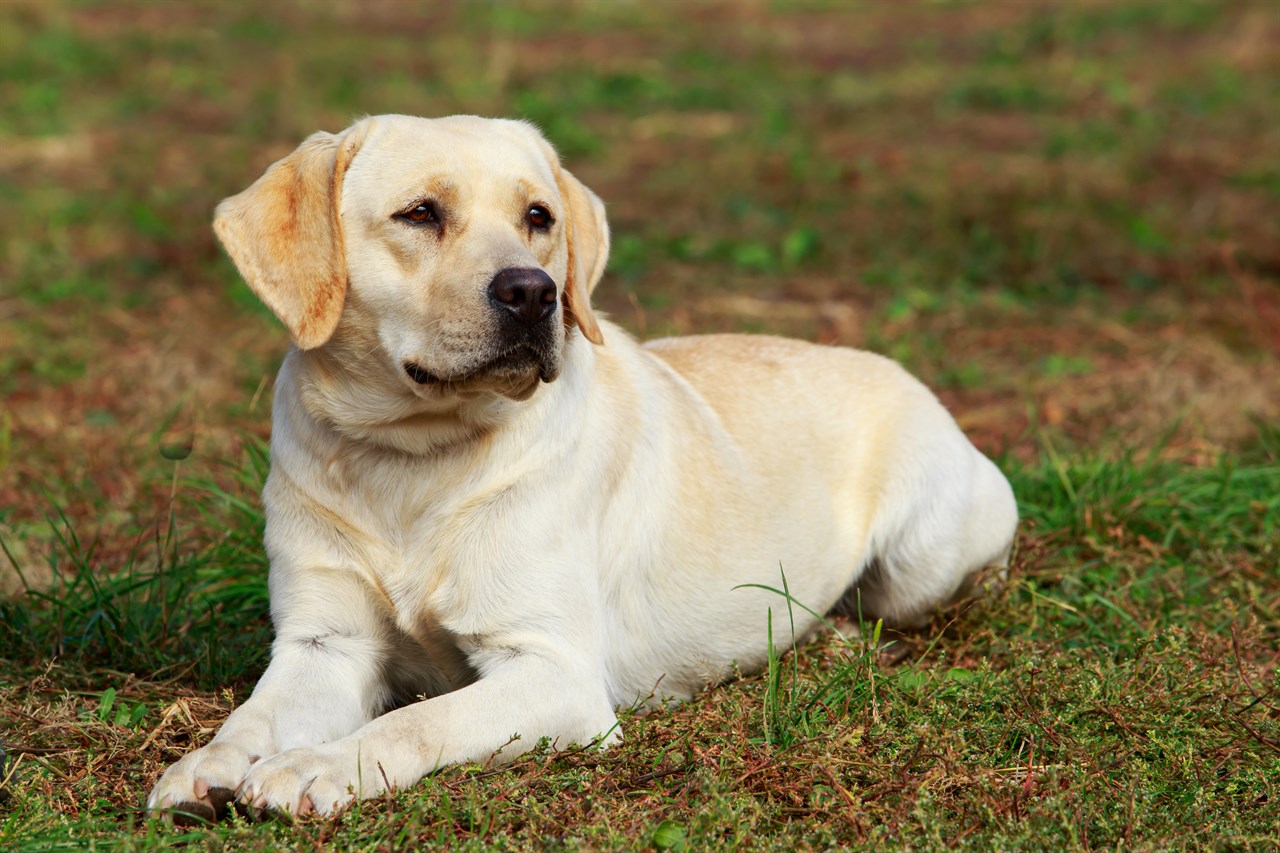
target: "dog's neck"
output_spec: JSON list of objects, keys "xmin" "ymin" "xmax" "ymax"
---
[
  {"xmin": 277, "ymin": 332, "xmax": 594, "ymax": 458},
  {"xmin": 275, "ymin": 343, "xmax": 506, "ymax": 454}
]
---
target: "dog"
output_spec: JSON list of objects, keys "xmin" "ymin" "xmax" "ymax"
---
[{"xmin": 147, "ymin": 114, "xmax": 1018, "ymax": 819}]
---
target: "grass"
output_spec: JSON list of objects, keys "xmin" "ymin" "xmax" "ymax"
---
[
  {"xmin": 1, "ymin": 440, "xmax": 1277, "ymax": 849},
  {"xmin": 2, "ymin": 0, "xmax": 1279, "ymax": 848},
  {"xmin": 1, "ymin": 443, "xmax": 271, "ymax": 688}
]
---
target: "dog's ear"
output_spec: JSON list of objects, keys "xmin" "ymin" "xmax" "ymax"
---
[
  {"xmin": 213, "ymin": 122, "xmax": 370, "ymax": 350},
  {"xmin": 556, "ymin": 168, "xmax": 609, "ymax": 346}
]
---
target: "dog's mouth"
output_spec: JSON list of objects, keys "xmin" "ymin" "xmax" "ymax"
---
[
  {"xmin": 403, "ymin": 346, "xmax": 558, "ymax": 399},
  {"xmin": 403, "ymin": 362, "xmax": 439, "ymax": 385}
]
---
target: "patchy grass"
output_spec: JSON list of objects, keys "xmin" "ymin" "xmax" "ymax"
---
[
  {"xmin": 2, "ymin": 440, "xmax": 1278, "ymax": 849},
  {"xmin": 2, "ymin": 0, "xmax": 1278, "ymax": 849}
]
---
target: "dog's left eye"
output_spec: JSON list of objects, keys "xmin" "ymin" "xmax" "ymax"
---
[
  {"xmin": 527, "ymin": 205, "xmax": 554, "ymax": 231},
  {"xmin": 396, "ymin": 201, "xmax": 440, "ymax": 226}
]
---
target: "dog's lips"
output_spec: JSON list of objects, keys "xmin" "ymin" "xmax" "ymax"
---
[
  {"xmin": 403, "ymin": 345, "xmax": 558, "ymax": 397},
  {"xmin": 404, "ymin": 362, "xmax": 438, "ymax": 385},
  {"xmin": 498, "ymin": 374, "xmax": 542, "ymax": 402}
]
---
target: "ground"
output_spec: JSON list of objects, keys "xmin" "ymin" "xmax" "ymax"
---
[{"xmin": 1, "ymin": 0, "xmax": 1277, "ymax": 849}]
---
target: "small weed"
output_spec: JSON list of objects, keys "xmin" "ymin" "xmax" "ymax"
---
[
  {"xmin": 651, "ymin": 819, "xmax": 687, "ymax": 851},
  {"xmin": 86, "ymin": 687, "xmax": 148, "ymax": 730}
]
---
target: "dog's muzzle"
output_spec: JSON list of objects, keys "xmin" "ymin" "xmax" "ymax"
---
[{"xmin": 402, "ymin": 268, "xmax": 563, "ymax": 392}]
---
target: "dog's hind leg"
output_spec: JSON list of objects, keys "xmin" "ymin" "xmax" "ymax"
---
[{"xmin": 845, "ymin": 444, "xmax": 1017, "ymax": 629}]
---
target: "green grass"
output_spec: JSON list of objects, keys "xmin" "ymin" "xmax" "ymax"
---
[
  {"xmin": 0, "ymin": 447, "xmax": 271, "ymax": 690},
  {"xmin": 2, "ymin": 438, "xmax": 1277, "ymax": 849},
  {"xmin": 2, "ymin": 0, "xmax": 1279, "ymax": 848}
]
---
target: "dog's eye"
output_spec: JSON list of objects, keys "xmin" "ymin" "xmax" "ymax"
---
[
  {"xmin": 527, "ymin": 205, "xmax": 554, "ymax": 231},
  {"xmin": 396, "ymin": 202, "xmax": 440, "ymax": 226}
]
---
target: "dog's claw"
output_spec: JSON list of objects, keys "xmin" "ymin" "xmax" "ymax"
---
[
  {"xmin": 207, "ymin": 786, "xmax": 237, "ymax": 813},
  {"xmin": 167, "ymin": 799, "xmax": 218, "ymax": 826},
  {"xmin": 160, "ymin": 785, "xmax": 237, "ymax": 826}
]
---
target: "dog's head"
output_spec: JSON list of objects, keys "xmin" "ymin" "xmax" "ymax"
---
[{"xmin": 214, "ymin": 115, "xmax": 608, "ymax": 403}]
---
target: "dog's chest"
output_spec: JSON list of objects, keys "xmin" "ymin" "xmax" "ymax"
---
[{"xmin": 324, "ymin": 452, "xmax": 532, "ymax": 635}]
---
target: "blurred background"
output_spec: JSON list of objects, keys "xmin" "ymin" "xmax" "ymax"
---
[{"xmin": 2, "ymin": 0, "xmax": 1278, "ymax": 576}]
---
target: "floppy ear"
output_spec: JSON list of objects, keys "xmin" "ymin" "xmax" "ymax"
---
[
  {"xmin": 213, "ymin": 123, "xmax": 369, "ymax": 350},
  {"xmin": 556, "ymin": 168, "xmax": 609, "ymax": 346}
]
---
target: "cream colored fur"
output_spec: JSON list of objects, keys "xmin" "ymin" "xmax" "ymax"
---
[{"xmin": 148, "ymin": 114, "xmax": 1018, "ymax": 819}]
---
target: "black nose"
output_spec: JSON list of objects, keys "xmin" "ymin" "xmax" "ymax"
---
[{"xmin": 487, "ymin": 268, "xmax": 557, "ymax": 327}]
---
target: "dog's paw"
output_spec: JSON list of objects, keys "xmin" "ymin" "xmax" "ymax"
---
[
  {"xmin": 236, "ymin": 742, "xmax": 374, "ymax": 818},
  {"xmin": 148, "ymin": 741, "xmax": 262, "ymax": 824}
]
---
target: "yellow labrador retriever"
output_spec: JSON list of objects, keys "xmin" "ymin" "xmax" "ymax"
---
[{"xmin": 148, "ymin": 114, "xmax": 1017, "ymax": 819}]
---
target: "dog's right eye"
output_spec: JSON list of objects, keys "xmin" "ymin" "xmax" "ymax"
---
[{"xmin": 396, "ymin": 202, "xmax": 440, "ymax": 226}]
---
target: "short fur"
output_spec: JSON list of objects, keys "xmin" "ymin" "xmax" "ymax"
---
[{"xmin": 149, "ymin": 114, "xmax": 1018, "ymax": 818}]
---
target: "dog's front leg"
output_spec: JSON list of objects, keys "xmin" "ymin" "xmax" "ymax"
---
[
  {"xmin": 148, "ymin": 568, "xmax": 393, "ymax": 820},
  {"xmin": 237, "ymin": 645, "xmax": 617, "ymax": 816}
]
